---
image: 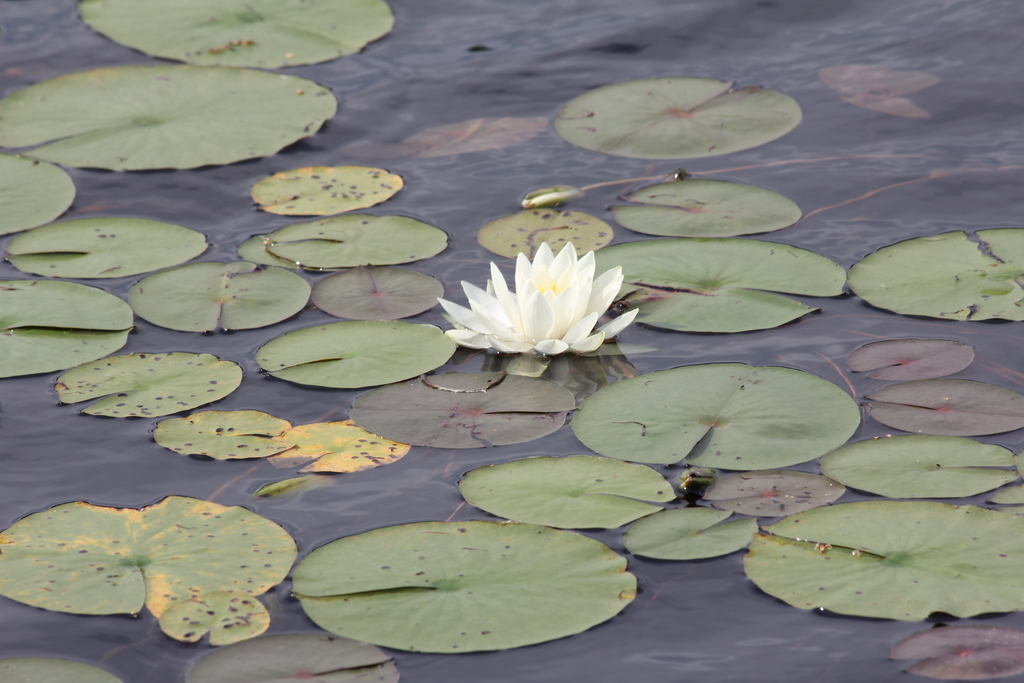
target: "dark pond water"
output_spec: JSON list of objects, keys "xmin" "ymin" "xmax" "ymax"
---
[{"xmin": 2, "ymin": 0, "xmax": 1024, "ymax": 680}]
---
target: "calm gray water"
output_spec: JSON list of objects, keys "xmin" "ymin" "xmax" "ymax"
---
[{"xmin": 2, "ymin": 0, "xmax": 1024, "ymax": 680}]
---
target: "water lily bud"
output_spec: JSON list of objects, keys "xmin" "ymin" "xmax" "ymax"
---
[
  {"xmin": 521, "ymin": 185, "xmax": 585, "ymax": 209},
  {"xmin": 678, "ymin": 467, "xmax": 718, "ymax": 495}
]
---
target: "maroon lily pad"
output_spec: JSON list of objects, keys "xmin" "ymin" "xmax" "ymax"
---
[
  {"xmin": 350, "ymin": 372, "xmax": 576, "ymax": 448},
  {"xmin": 701, "ymin": 470, "xmax": 845, "ymax": 517},
  {"xmin": 890, "ymin": 625, "xmax": 1024, "ymax": 680},
  {"xmin": 865, "ymin": 379, "xmax": 1024, "ymax": 436},
  {"xmin": 847, "ymin": 339, "xmax": 974, "ymax": 380},
  {"xmin": 311, "ymin": 266, "xmax": 442, "ymax": 320}
]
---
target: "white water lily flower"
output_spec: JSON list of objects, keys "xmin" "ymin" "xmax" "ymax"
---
[{"xmin": 438, "ymin": 242, "xmax": 638, "ymax": 356}]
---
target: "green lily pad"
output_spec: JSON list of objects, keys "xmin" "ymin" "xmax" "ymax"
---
[
  {"xmin": 246, "ymin": 215, "xmax": 448, "ymax": 270},
  {"xmin": 0, "ymin": 65, "xmax": 336, "ymax": 170},
  {"xmin": 56, "ymin": 352, "xmax": 243, "ymax": 417},
  {"xmin": 612, "ymin": 179, "xmax": 801, "ymax": 238},
  {"xmin": 744, "ymin": 501, "xmax": 1024, "ymax": 620},
  {"xmin": 311, "ymin": 266, "xmax": 442, "ymax": 320},
  {"xmin": 185, "ymin": 634, "xmax": 397, "ymax": 683},
  {"xmin": 0, "ymin": 659, "xmax": 122, "ymax": 683},
  {"xmin": 158, "ymin": 591, "xmax": 270, "ymax": 646},
  {"xmin": 702, "ymin": 470, "xmax": 845, "ymax": 517},
  {"xmin": 890, "ymin": 625, "xmax": 1024, "ymax": 680},
  {"xmin": 864, "ymin": 379, "xmax": 1024, "ymax": 436},
  {"xmin": 820, "ymin": 435, "xmax": 1017, "ymax": 498},
  {"xmin": 624, "ymin": 508, "xmax": 757, "ymax": 560},
  {"xmin": 554, "ymin": 77, "xmax": 802, "ymax": 159},
  {"xmin": 0, "ymin": 153, "xmax": 75, "ymax": 236},
  {"xmin": 256, "ymin": 321, "xmax": 455, "ymax": 388},
  {"xmin": 477, "ymin": 209, "xmax": 613, "ymax": 259},
  {"xmin": 128, "ymin": 262, "xmax": 310, "ymax": 332},
  {"xmin": 572, "ymin": 364, "xmax": 860, "ymax": 467},
  {"xmin": 459, "ymin": 455, "xmax": 674, "ymax": 529},
  {"xmin": 594, "ymin": 238, "xmax": 846, "ymax": 333},
  {"xmin": 847, "ymin": 339, "xmax": 975, "ymax": 380},
  {"xmin": 251, "ymin": 166, "xmax": 402, "ymax": 216},
  {"xmin": 237, "ymin": 234, "xmax": 301, "ymax": 269},
  {"xmin": 0, "ymin": 496, "xmax": 296, "ymax": 617},
  {"xmin": 848, "ymin": 230, "xmax": 1024, "ymax": 321},
  {"xmin": 81, "ymin": 0, "xmax": 394, "ymax": 69},
  {"xmin": 7, "ymin": 218, "xmax": 207, "ymax": 279},
  {"xmin": 350, "ymin": 372, "xmax": 576, "ymax": 448},
  {"xmin": 990, "ymin": 484, "xmax": 1024, "ymax": 505},
  {"xmin": 154, "ymin": 410, "xmax": 294, "ymax": 460},
  {"xmin": 0, "ymin": 279, "xmax": 133, "ymax": 378},
  {"xmin": 292, "ymin": 520, "xmax": 635, "ymax": 652}
]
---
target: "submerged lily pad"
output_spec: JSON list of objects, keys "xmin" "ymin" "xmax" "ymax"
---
[
  {"xmin": 244, "ymin": 215, "xmax": 448, "ymax": 269},
  {"xmin": 7, "ymin": 218, "xmax": 207, "ymax": 279},
  {"xmin": 256, "ymin": 321, "xmax": 455, "ymax": 388},
  {"xmin": 572, "ymin": 364, "xmax": 860, "ymax": 467},
  {"xmin": 253, "ymin": 475, "xmax": 331, "ymax": 499},
  {"xmin": 251, "ymin": 166, "xmax": 403, "ymax": 216},
  {"xmin": 185, "ymin": 633, "xmax": 398, "ymax": 683},
  {"xmin": 292, "ymin": 520, "xmax": 635, "ymax": 652},
  {"xmin": 80, "ymin": 0, "xmax": 394, "ymax": 68},
  {"xmin": 0, "ymin": 659, "xmax": 122, "ymax": 683},
  {"xmin": 477, "ymin": 209, "xmax": 613, "ymax": 259},
  {"xmin": 0, "ymin": 153, "xmax": 75, "ymax": 235},
  {"xmin": 154, "ymin": 410, "xmax": 294, "ymax": 460},
  {"xmin": 311, "ymin": 266, "xmax": 442, "ymax": 320},
  {"xmin": 0, "ymin": 65, "xmax": 336, "ymax": 170},
  {"xmin": 267, "ymin": 420, "xmax": 410, "ymax": 473},
  {"xmin": 702, "ymin": 470, "xmax": 845, "ymax": 517},
  {"xmin": 821, "ymin": 65, "xmax": 939, "ymax": 119},
  {"xmin": 459, "ymin": 455, "xmax": 674, "ymax": 529},
  {"xmin": 891, "ymin": 625, "xmax": 1024, "ymax": 680},
  {"xmin": 746, "ymin": 501, "xmax": 1024, "ymax": 620},
  {"xmin": 0, "ymin": 279, "xmax": 133, "ymax": 378},
  {"xmin": 158, "ymin": 591, "xmax": 270, "ymax": 646},
  {"xmin": 594, "ymin": 238, "xmax": 846, "ymax": 333},
  {"xmin": 128, "ymin": 262, "xmax": 310, "ymax": 332},
  {"xmin": 624, "ymin": 508, "xmax": 757, "ymax": 560},
  {"xmin": 350, "ymin": 372, "xmax": 576, "ymax": 448},
  {"xmin": 56, "ymin": 352, "xmax": 243, "ymax": 417},
  {"xmin": 848, "ymin": 230, "xmax": 1024, "ymax": 321},
  {"xmin": 554, "ymin": 77, "xmax": 802, "ymax": 159},
  {"xmin": 348, "ymin": 117, "xmax": 549, "ymax": 158},
  {"xmin": 847, "ymin": 339, "xmax": 974, "ymax": 380},
  {"xmin": 864, "ymin": 379, "xmax": 1024, "ymax": 436},
  {"xmin": 821, "ymin": 435, "xmax": 1017, "ymax": 498},
  {"xmin": 0, "ymin": 497, "xmax": 295, "ymax": 617},
  {"xmin": 612, "ymin": 179, "xmax": 801, "ymax": 238}
]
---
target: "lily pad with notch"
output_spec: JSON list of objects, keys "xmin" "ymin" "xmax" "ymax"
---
[
  {"xmin": 820, "ymin": 435, "xmax": 1017, "ymax": 498},
  {"xmin": 847, "ymin": 338, "xmax": 974, "ymax": 380},
  {"xmin": 890, "ymin": 625, "xmax": 1024, "ymax": 680},
  {"xmin": 311, "ymin": 266, "xmax": 442, "ymax": 320},
  {"xmin": 0, "ymin": 496, "xmax": 295, "ymax": 618},
  {"xmin": 80, "ymin": 0, "xmax": 394, "ymax": 69},
  {"xmin": 292, "ymin": 520, "xmax": 635, "ymax": 652},
  {"xmin": 612, "ymin": 179, "xmax": 801, "ymax": 238},
  {"xmin": 820, "ymin": 65, "xmax": 939, "ymax": 119},
  {"xmin": 128, "ymin": 261, "xmax": 310, "ymax": 332},
  {"xmin": 350, "ymin": 372, "xmax": 576, "ymax": 448},
  {"xmin": 266, "ymin": 420, "xmax": 410, "ymax": 473},
  {"xmin": 0, "ymin": 153, "xmax": 75, "ymax": 236},
  {"xmin": 744, "ymin": 500, "xmax": 1024, "ymax": 620},
  {"xmin": 624, "ymin": 508, "xmax": 757, "ymax": 560},
  {"xmin": 990, "ymin": 483, "xmax": 1024, "ymax": 506},
  {"xmin": 572, "ymin": 363, "xmax": 860, "ymax": 467},
  {"xmin": 251, "ymin": 166, "xmax": 403, "ymax": 217},
  {"xmin": 256, "ymin": 320, "xmax": 455, "ymax": 388},
  {"xmin": 184, "ymin": 633, "xmax": 398, "ymax": 683},
  {"xmin": 554, "ymin": 77, "xmax": 802, "ymax": 159},
  {"xmin": 477, "ymin": 209, "xmax": 613, "ymax": 259},
  {"xmin": 7, "ymin": 218, "xmax": 207, "ymax": 279},
  {"xmin": 56, "ymin": 352, "xmax": 242, "ymax": 417},
  {"xmin": 347, "ymin": 117, "xmax": 549, "ymax": 158},
  {"xmin": 0, "ymin": 659, "xmax": 122, "ymax": 683},
  {"xmin": 594, "ymin": 238, "xmax": 846, "ymax": 333},
  {"xmin": 154, "ymin": 410, "xmax": 294, "ymax": 460},
  {"xmin": 158, "ymin": 591, "xmax": 270, "ymax": 646},
  {"xmin": 458, "ymin": 455, "xmax": 674, "ymax": 529},
  {"xmin": 863, "ymin": 379, "xmax": 1024, "ymax": 436},
  {"xmin": 0, "ymin": 279, "xmax": 133, "ymax": 378},
  {"xmin": 702, "ymin": 470, "xmax": 845, "ymax": 517},
  {"xmin": 848, "ymin": 230, "xmax": 1024, "ymax": 321},
  {"xmin": 0, "ymin": 65, "xmax": 336, "ymax": 170}
]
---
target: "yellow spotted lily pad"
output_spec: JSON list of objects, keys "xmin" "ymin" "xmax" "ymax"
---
[
  {"xmin": 268, "ymin": 420, "xmax": 410, "ymax": 473},
  {"xmin": 154, "ymin": 410, "xmax": 295, "ymax": 460},
  {"xmin": 158, "ymin": 591, "xmax": 270, "ymax": 646},
  {"xmin": 478, "ymin": 209, "xmax": 613, "ymax": 259},
  {"xmin": 251, "ymin": 166, "xmax": 403, "ymax": 216}
]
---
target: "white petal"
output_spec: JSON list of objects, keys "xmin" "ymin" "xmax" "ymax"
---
[
  {"xmin": 533, "ymin": 241, "xmax": 554, "ymax": 269},
  {"xmin": 585, "ymin": 266, "xmax": 625, "ymax": 317},
  {"xmin": 468, "ymin": 298, "xmax": 521, "ymax": 341},
  {"xmin": 489, "ymin": 335, "xmax": 533, "ymax": 354},
  {"xmin": 547, "ymin": 285, "xmax": 581, "ymax": 339},
  {"xmin": 463, "ymin": 281, "xmax": 512, "ymax": 328},
  {"xmin": 521, "ymin": 289, "xmax": 555, "ymax": 341},
  {"xmin": 515, "ymin": 252, "xmax": 533, "ymax": 296},
  {"xmin": 534, "ymin": 338, "xmax": 570, "ymax": 356},
  {"xmin": 576, "ymin": 251, "xmax": 596, "ymax": 283},
  {"xmin": 569, "ymin": 332, "xmax": 604, "ymax": 353},
  {"xmin": 595, "ymin": 308, "xmax": 639, "ymax": 339},
  {"xmin": 445, "ymin": 329, "xmax": 493, "ymax": 349},
  {"xmin": 489, "ymin": 262, "xmax": 522, "ymax": 332},
  {"xmin": 438, "ymin": 298, "xmax": 488, "ymax": 334},
  {"xmin": 549, "ymin": 242, "xmax": 577, "ymax": 281},
  {"xmin": 561, "ymin": 311, "xmax": 600, "ymax": 345}
]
